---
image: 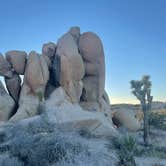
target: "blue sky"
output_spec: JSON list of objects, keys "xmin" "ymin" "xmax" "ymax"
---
[{"xmin": 0, "ymin": 0, "xmax": 166, "ymax": 103}]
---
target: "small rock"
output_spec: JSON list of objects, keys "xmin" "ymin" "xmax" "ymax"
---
[
  {"xmin": 6, "ymin": 50, "xmax": 27, "ymax": 75},
  {"xmin": 0, "ymin": 53, "xmax": 13, "ymax": 78},
  {"xmin": 42, "ymin": 42, "xmax": 56, "ymax": 59}
]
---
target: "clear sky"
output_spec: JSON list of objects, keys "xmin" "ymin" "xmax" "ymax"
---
[{"xmin": 0, "ymin": 0, "xmax": 166, "ymax": 104}]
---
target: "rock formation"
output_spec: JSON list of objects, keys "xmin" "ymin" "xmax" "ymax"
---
[{"xmin": 0, "ymin": 26, "xmax": 118, "ymax": 136}]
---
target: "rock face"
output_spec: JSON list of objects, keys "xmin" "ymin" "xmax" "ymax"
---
[
  {"xmin": 5, "ymin": 73, "xmax": 21, "ymax": 102},
  {"xmin": 0, "ymin": 81, "xmax": 15, "ymax": 121},
  {"xmin": 43, "ymin": 87, "xmax": 117, "ymax": 137},
  {"xmin": 0, "ymin": 53, "xmax": 13, "ymax": 78},
  {"xmin": 5, "ymin": 50, "xmax": 27, "ymax": 75},
  {"xmin": 79, "ymin": 32, "xmax": 105, "ymax": 103},
  {"xmin": 56, "ymin": 28, "xmax": 85, "ymax": 102}
]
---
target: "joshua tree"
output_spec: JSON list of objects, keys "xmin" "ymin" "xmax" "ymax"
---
[{"xmin": 130, "ymin": 75, "xmax": 153, "ymax": 146}]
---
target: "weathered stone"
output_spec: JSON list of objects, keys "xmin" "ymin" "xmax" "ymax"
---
[
  {"xmin": 42, "ymin": 42, "xmax": 56, "ymax": 59},
  {"xmin": 113, "ymin": 109, "xmax": 141, "ymax": 131},
  {"xmin": 79, "ymin": 32, "xmax": 105, "ymax": 102},
  {"xmin": 42, "ymin": 87, "xmax": 117, "ymax": 137},
  {"xmin": 25, "ymin": 51, "xmax": 49, "ymax": 95},
  {"xmin": 0, "ymin": 53, "xmax": 13, "ymax": 78},
  {"xmin": 0, "ymin": 81, "xmax": 15, "ymax": 121},
  {"xmin": 56, "ymin": 29, "xmax": 85, "ymax": 102},
  {"xmin": 5, "ymin": 50, "xmax": 27, "ymax": 74},
  {"xmin": 5, "ymin": 73, "xmax": 21, "ymax": 102}
]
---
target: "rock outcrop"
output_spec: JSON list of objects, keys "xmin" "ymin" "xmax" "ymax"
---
[{"xmin": 0, "ymin": 27, "xmax": 119, "ymax": 137}]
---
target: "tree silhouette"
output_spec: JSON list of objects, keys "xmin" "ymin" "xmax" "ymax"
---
[{"xmin": 130, "ymin": 75, "xmax": 153, "ymax": 146}]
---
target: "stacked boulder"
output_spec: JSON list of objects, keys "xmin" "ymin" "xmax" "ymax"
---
[{"xmin": 0, "ymin": 27, "xmax": 117, "ymax": 136}]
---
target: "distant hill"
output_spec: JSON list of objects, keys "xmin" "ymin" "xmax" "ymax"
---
[{"xmin": 111, "ymin": 101, "xmax": 166, "ymax": 112}]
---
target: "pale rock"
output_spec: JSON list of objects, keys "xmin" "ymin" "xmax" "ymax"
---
[
  {"xmin": 113, "ymin": 109, "xmax": 141, "ymax": 131},
  {"xmin": 5, "ymin": 73, "xmax": 21, "ymax": 102},
  {"xmin": 0, "ymin": 81, "xmax": 15, "ymax": 121},
  {"xmin": 9, "ymin": 83, "xmax": 40, "ymax": 122},
  {"xmin": 5, "ymin": 50, "xmax": 27, "ymax": 74},
  {"xmin": 0, "ymin": 53, "xmax": 13, "ymax": 78},
  {"xmin": 56, "ymin": 29, "xmax": 85, "ymax": 102},
  {"xmin": 43, "ymin": 87, "xmax": 117, "ymax": 137},
  {"xmin": 79, "ymin": 32, "xmax": 105, "ymax": 102}
]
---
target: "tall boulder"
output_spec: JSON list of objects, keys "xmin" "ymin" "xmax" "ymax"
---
[
  {"xmin": 0, "ymin": 53, "xmax": 13, "ymax": 78},
  {"xmin": 42, "ymin": 42, "xmax": 60, "ymax": 98},
  {"xmin": 0, "ymin": 81, "xmax": 15, "ymax": 121},
  {"xmin": 79, "ymin": 32, "xmax": 105, "ymax": 102},
  {"xmin": 56, "ymin": 27, "xmax": 85, "ymax": 102},
  {"xmin": 5, "ymin": 50, "xmax": 27, "ymax": 75},
  {"xmin": 5, "ymin": 73, "xmax": 21, "ymax": 102},
  {"xmin": 25, "ymin": 51, "xmax": 49, "ymax": 95}
]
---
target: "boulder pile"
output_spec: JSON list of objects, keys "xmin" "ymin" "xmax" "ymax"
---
[{"xmin": 0, "ymin": 27, "xmax": 118, "ymax": 136}]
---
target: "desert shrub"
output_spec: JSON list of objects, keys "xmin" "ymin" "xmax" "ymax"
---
[
  {"xmin": 0, "ymin": 154, "xmax": 24, "ymax": 166},
  {"xmin": 149, "ymin": 112, "xmax": 166, "ymax": 130},
  {"xmin": 135, "ymin": 144, "xmax": 166, "ymax": 159},
  {"xmin": 152, "ymin": 164, "xmax": 164, "ymax": 166},
  {"xmin": 112, "ymin": 135, "xmax": 137, "ymax": 166},
  {"xmin": 0, "ymin": 115, "xmax": 116, "ymax": 166}
]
